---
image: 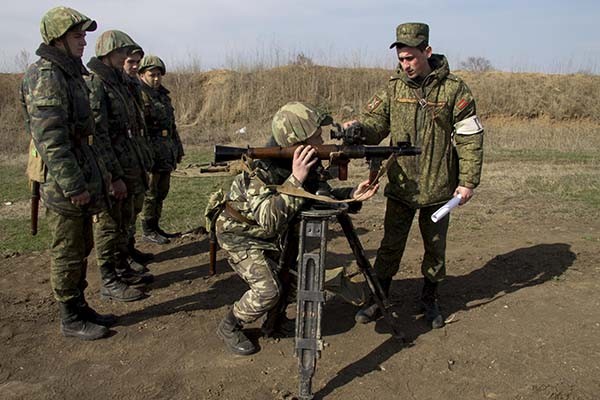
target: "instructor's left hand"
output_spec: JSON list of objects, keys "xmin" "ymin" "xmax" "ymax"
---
[{"xmin": 454, "ymin": 186, "xmax": 474, "ymax": 205}]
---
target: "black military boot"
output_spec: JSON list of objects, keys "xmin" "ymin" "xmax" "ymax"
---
[
  {"xmin": 142, "ymin": 219, "xmax": 170, "ymax": 245},
  {"xmin": 77, "ymin": 297, "xmax": 117, "ymax": 326},
  {"xmin": 100, "ymin": 263, "xmax": 145, "ymax": 302},
  {"xmin": 59, "ymin": 300, "xmax": 109, "ymax": 340},
  {"xmin": 421, "ymin": 278, "xmax": 444, "ymax": 329},
  {"xmin": 217, "ymin": 310, "xmax": 257, "ymax": 355},
  {"xmin": 128, "ymin": 237, "xmax": 153, "ymax": 263},
  {"xmin": 156, "ymin": 224, "xmax": 180, "ymax": 239},
  {"xmin": 354, "ymin": 277, "xmax": 392, "ymax": 324},
  {"xmin": 116, "ymin": 258, "xmax": 154, "ymax": 285}
]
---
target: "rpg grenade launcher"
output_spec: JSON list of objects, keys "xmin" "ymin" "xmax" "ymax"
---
[{"xmin": 214, "ymin": 123, "xmax": 421, "ymax": 184}]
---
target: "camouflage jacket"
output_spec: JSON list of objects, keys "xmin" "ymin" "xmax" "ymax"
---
[
  {"xmin": 124, "ymin": 74, "xmax": 153, "ymax": 172},
  {"xmin": 140, "ymin": 83, "xmax": 184, "ymax": 172},
  {"xmin": 216, "ymin": 159, "xmax": 354, "ymax": 252},
  {"xmin": 361, "ymin": 54, "xmax": 484, "ymax": 207},
  {"xmin": 86, "ymin": 57, "xmax": 148, "ymax": 194},
  {"xmin": 21, "ymin": 43, "xmax": 109, "ymax": 217}
]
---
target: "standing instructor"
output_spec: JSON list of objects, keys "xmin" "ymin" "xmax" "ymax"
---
[{"xmin": 350, "ymin": 23, "xmax": 484, "ymax": 328}]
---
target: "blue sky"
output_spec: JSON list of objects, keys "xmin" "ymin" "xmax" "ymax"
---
[{"xmin": 1, "ymin": 0, "xmax": 598, "ymax": 73}]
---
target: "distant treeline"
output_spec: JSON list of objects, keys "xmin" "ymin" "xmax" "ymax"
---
[{"xmin": 2, "ymin": 66, "xmax": 599, "ymax": 153}]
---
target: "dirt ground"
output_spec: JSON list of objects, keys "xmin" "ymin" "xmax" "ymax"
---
[{"xmin": 1, "ymin": 165, "xmax": 599, "ymax": 400}]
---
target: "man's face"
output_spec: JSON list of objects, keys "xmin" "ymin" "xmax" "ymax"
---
[
  {"xmin": 140, "ymin": 68, "xmax": 163, "ymax": 89},
  {"xmin": 123, "ymin": 53, "xmax": 142, "ymax": 77},
  {"xmin": 58, "ymin": 30, "xmax": 87, "ymax": 59},
  {"xmin": 107, "ymin": 48, "xmax": 128, "ymax": 70},
  {"xmin": 396, "ymin": 45, "xmax": 432, "ymax": 79}
]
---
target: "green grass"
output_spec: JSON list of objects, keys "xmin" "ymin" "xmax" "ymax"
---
[
  {"xmin": 0, "ymin": 148, "xmax": 233, "ymax": 256},
  {"xmin": 486, "ymin": 148, "xmax": 599, "ymax": 163},
  {"xmin": 0, "ymin": 164, "xmax": 29, "ymax": 202}
]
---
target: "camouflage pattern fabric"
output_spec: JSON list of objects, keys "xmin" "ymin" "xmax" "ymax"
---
[
  {"xmin": 389, "ymin": 22, "xmax": 429, "ymax": 48},
  {"xmin": 373, "ymin": 198, "xmax": 449, "ymax": 283},
  {"xmin": 139, "ymin": 55, "xmax": 166, "ymax": 75},
  {"xmin": 46, "ymin": 209, "xmax": 94, "ymax": 302},
  {"xmin": 141, "ymin": 171, "xmax": 171, "ymax": 225},
  {"xmin": 86, "ymin": 55, "xmax": 148, "ymax": 267},
  {"xmin": 271, "ymin": 101, "xmax": 333, "ymax": 146},
  {"xmin": 140, "ymin": 82, "xmax": 184, "ymax": 172},
  {"xmin": 21, "ymin": 43, "xmax": 109, "ymax": 217},
  {"xmin": 361, "ymin": 51, "xmax": 483, "ymax": 284},
  {"xmin": 39, "ymin": 6, "xmax": 96, "ymax": 45},
  {"xmin": 94, "ymin": 196, "xmax": 134, "ymax": 267},
  {"xmin": 228, "ymin": 248, "xmax": 282, "ymax": 323},
  {"xmin": 94, "ymin": 30, "xmax": 139, "ymax": 58},
  {"xmin": 128, "ymin": 191, "xmax": 145, "ymax": 241},
  {"xmin": 361, "ymin": 54, "xmax": 484, "ymax": 207},
  {"xmin": 86, "ymin": 57, "xmax": 148, "ymax": 195},
  {"xmin": 125, "ymin": 74, "xmax": 153, "ymax": 173},
  {"xmin": 216, "ymin": 159, "xmax": 306, "ymax": 253}
]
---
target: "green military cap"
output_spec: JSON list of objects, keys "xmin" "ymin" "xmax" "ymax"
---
[
  {"xmin": 139, "ymin": 55, "xmax": 166, "ymax": 75},
  {"xmin": 389, "ymin": 22, "xmax": 429, "ymax": 49},
  {"xmin": 272, "ymin": 102, "xmax": 333, "ymax": 147},
  {"xmin": 40, "ymin": 6, "xmax": 97, "ymax": 45},
  {"xmin": 95, "ymin": 30, "xmax": 140, "ymax": 58}
]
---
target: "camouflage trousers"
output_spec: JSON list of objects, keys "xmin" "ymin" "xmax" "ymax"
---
[
  {"xmin": 46, "ymin": 208, "xmax": 94, "ymax": 302},
  {"xmin": 94, "ymin": 195, "xmax": 134, "ymax": 267},
  {"xmin": 373, "ymin": 197, "xmax": 449, "ymax": 283},
  {"xmin": 128, "ymin": 191, "xmax": 145, "ymax": 241},
  {"xmin": 141, "ymin": 171, "xmax": 171, "ymax": 225},
  {"xmin": 228, "ymin": 248, "xmax": 281, "ymax": 324}
]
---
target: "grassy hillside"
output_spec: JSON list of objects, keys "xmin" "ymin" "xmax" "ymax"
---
[{"xmin": 2, "ymin": 66, "xmax": 599, "ymax": 153}]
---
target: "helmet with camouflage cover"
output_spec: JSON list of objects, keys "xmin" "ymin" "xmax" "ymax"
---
[
  {"xmin": 272, "ymin": 102, "xmax": 333, "ymax": 147},
  {"xmin": 95, "ymin": 30, "xmax": 140, "ymax": 58},
  {"xmin": 40, "ymin": 6, "xmax": 97, "ymax": 45},
  {"xmin": 138, "ymin": 55, "xmax": 166, "ymax": 75}
]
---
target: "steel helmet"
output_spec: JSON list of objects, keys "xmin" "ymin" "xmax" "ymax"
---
[
  {"xmin": 40, "ymin": 6, "xmax": 96, "ymax": 45},
  {"xmin": 95, "ymin": 30, "xmax": 140, "ymax": 58},
  {"xmin": 138, "ymin": 55, "xmax": 166, "ymax": 75},
  {"xmin": 271, "ymin": 102, "xmax": 333, "ymax": 147}
]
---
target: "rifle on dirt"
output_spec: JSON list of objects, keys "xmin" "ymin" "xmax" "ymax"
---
[
  {"xmin": 30, "ymin": 181, "xmax": 40, "ymax": 236},
  {"xmin": 199, "ymin": 161, "xmax": 230, "ymax": 173},
  {"xmin": 214, "ymin": 142, "xmax": 421, "ymax": 183}
]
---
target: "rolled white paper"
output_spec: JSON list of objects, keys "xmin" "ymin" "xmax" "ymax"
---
[{"xmin": 431, "ymin": 194, "xmax": 462, "ymax": 223}]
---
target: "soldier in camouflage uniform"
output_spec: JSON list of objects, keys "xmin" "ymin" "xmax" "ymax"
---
[
  {"xmin": 86, "ymin": 30, "xmax": 154, "ymax": 302},
  {"xmin": 122, "ymin": 46, "xmax": 154, "ymax": 267},
  {"xmin": 350, "ymin": 23, "xmax": 484, "ymax": 328},
  {"xmin": 138, "ymin": 55, "xmax": 185, "ymax": 244},
  {"xmin": 215, "ymin": 102, "xmax": 379, "ymax": 355},
  {"xmin": 21, "ymin": 6, "xmax": 115, "ymax": 340}
]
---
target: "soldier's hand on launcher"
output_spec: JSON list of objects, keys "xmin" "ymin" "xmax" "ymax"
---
[
  {"xmin": 351, "ymin": 180, "xmax": 379, "ymax": 202},
  {"xmin": 292, "ymin": 145, "xmax": 318, "ymax": 183}
]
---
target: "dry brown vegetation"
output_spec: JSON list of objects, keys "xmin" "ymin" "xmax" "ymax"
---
[{"xmin": 2, "ymin": 66, "xmax": 600, "ymax": 154}]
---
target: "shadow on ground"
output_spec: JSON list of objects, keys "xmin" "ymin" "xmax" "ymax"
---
[{"xmin": 314, "ymin": 243, "xmax": 576, "ymax": 399}]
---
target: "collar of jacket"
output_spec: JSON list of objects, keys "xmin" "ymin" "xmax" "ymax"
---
[
  {"xmin": 35, "ymin": 43, "xmax": 88, "ymax": 79},
  {"xmin": 392, "ymin": 53, "xmax": 450, "ymax": 88},
  {"xmin": 87, "ymin": 57, "xmax": 125, "ymax": 85}
]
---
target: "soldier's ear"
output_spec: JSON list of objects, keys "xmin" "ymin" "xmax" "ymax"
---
[{"xmin": 424, "ymin": 46, "xmax": 433, "ymax": 59}]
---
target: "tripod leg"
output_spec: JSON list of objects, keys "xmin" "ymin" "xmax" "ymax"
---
[
  {"xmin": 295, "ymin": 216, "xmax": 328, "ymax": 400},
  {"xmin": 336, "ymin": 212, "xmax": 405, "ymax": 340}
]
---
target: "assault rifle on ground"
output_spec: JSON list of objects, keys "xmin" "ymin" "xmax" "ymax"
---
[{"xmin": 214, "ymin": 142, "xmax": 421, "ymax": 183}]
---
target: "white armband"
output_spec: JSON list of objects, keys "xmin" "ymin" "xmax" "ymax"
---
[{"xmin": 454, "ymin": 115, "xmax": 483, "ymax": 135}]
